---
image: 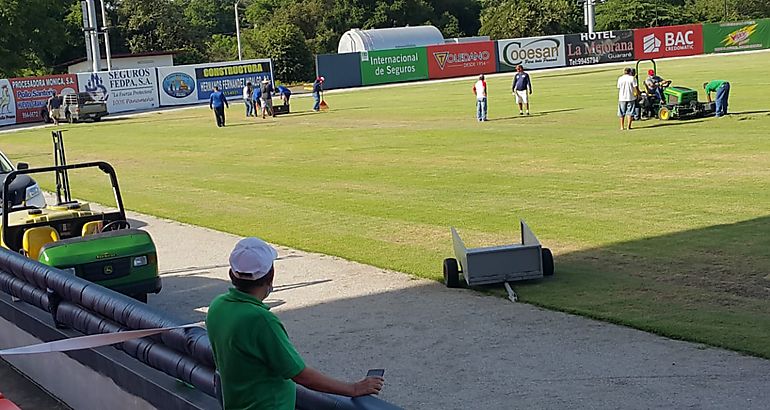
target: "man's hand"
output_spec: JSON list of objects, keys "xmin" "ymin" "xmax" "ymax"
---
[{"xmin": 352, "ymin": 376, "xmax": 385, "ymax": 396}]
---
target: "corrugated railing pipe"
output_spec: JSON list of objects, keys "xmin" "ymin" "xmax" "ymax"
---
[
  {"xmin": 0, "ymin": 248, "xmax": 214, "ymax": 367},
  {"xmin": 0, "ymin": 270, "xmax": 52, "ymax": 312},
  {"xmin": 56, "ymin": 301, "xmax": 217, "ymax": 397}
]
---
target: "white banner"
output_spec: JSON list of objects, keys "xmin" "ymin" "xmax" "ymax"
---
[
  {"xmin": 157, "ymin": 59, "xmax": 273, "ymax": 107},
  {"xmin": 0, "ymin": 79, "xmax": 18, "ymax": 126},
  {"xmin": 77, "ymin": 68, "xmax": 160, "ymax": 114},
  {"xmin": 497, "ymin": 35, "xmax": 567, "ymax": 71},
  {"xmin": 156, "ymin": 65, "xmax": 199, "ymax": 106},
  {"xmin": 0, "ymin": 323, "xmax": 201, "ymax": 356}
]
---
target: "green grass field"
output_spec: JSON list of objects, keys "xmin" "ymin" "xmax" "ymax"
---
[{"xmin": 3, "ymin": 52, "xmax": 769, "ymax": 357}]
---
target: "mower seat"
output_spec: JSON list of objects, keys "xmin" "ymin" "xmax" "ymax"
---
[
  {"xmin": 22, "ymin": 226, "xmax": 60, "ymax": 260},
  {"xmin": 81, "ymin": 220, "xmax": 103, "ymax": 236}
]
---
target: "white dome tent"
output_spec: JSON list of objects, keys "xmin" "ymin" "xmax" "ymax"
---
[{"xmin": 337, "ymin": 26, "xmax": 445, "ymax": 53}]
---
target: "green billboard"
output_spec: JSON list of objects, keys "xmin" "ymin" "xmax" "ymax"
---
[
  {"xmin": 703, "ymin": 19, "xmax": 770, "ymax": 53},
  {"xmin": 360, "ymin": 47, "xmax": 429, "ymax": 85}
]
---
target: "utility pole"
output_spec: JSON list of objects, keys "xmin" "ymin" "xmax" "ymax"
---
[
  {"xmin": 586, "ymin": 0, "xmax": 595, "ymax": 34},
  {"xmin": 85, "ymin": 0, "xmax": 101, "ymax": 72},
  {"xmin": 80, "ymin": 1, "xmax": 93, "ymax": 69},
  {"xmin": 235, "ymin": 1, "xmax": 243, "ymax": 61},
  {"xmin": 100, "ymin": 0, "xmax": 112, "ymax": 71}
]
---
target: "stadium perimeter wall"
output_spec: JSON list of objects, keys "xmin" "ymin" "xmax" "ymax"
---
[
  {"xmin": 314, "ymin": 18, "xmax": 770, "ymax": 90},
  {"xmin": 0, "ymin": 19, "xmax": 768, "ymax": 126},
  {"xmin": 0, "ymin": 60, "xmax": 274, "ymax": 127}
]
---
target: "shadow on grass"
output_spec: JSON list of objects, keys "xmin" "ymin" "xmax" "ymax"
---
[
  {"xmin": 100, "ymin": 114, "xmax": 204, "ymax": 125},
  {"xmin": 515, "ymin": 215, "xmax": 770, "ymax": 358},
  {"xmin": 638, "ymin": 118, "xmax": 707, "ymax": 128},
  {"xmin": 488, "ymin": 108, "xmax": 582, "ymax": 121},
  {"xmin": 730, "ymin": 110, "xmax": 770, "ymax": 115},
  {"xmin": 560, "ymin": 215, "xmax": 769, "ymax": 299}
]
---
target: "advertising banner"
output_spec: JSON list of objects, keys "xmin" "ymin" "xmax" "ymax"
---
[
  {"xmin": 316, "ymin": 52, "xmax": 363, "ymax": 90},
  {"xmin": 634, "ymin": 24, "xmax": 703, "ymax": 59},
  {"xmin": 564, "ymin": 30, "xmax": 635, "ymax": 66},
  {"xmin": 703, "ymin": 19, "xmax": 770, "ymax": 53},
  {"xmin": 360, "ymin": 47, "xmax": 429, "ymax": 85},
  {"xmin": 0, "ymin": 79, "xmax": 17, "ymax": 126},
  {"xmin": 426, "ymin": 41, "xmax": 496, "ymax": 79},
  {"xmin": 77, "ymin": 68, "xmax": 160, "ymax": 114},
  {"xmin": 497, "ymin": 35, "xmax": 566, "ymax": 72},
  {"xmin": 9, "ymin": 75, "xmax": 78, "ymax": 123},
  {"xmin": 157, "ymin": 59, "xmax": 273, "ymax": 106}
]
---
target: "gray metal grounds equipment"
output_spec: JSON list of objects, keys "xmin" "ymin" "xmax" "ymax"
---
[{"xmin": 443, "ymin": 220, "xmax": 554, "ymax": 290}]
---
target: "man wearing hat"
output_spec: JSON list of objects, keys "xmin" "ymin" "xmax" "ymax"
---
[
  {"xmin": 206, "ymin": 237, "xmax": 385, "ymax": 409},
  {"xmin": 643, "ymin": 69, "xmax": 670, "ymax": 103},
  {"xmin": 259, "ymin": 79, "xmax": 274, "ymax": 118},
  {"xmin": 312, "ymin": 76, "xmax": 324, "ymax": 111}
]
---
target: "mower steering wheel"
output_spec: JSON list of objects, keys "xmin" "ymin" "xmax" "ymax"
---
[{"xmin": 101, "ymin": 220, "xmax": 130, "ymax": 232}]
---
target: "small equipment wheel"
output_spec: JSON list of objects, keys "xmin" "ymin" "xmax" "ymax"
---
[
  {"xmin": 443, "ymin": 258, "xmax": 460, "ymax": 288},
  {"xmin": 658, "ymin": 106, "xmax": 671, "ymax": 121},
  {"xmin": 542, "ymin": 248, "xmax": 555, "ymax": 276}
]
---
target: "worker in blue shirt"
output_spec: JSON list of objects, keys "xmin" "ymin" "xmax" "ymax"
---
[
  {"xmin": 312, "ymin": 77, "xmax": 324, "ymax": 111},
  {"xmin": 209, "ymin": 86, "xmax": 229, "ymax": 127},
  {"xmin": 252, "ymin": 84, "xmax": 263, "ymax": 114},
  {"xmin": 276, "ymin": 84, "xmax": 292, "ymax": 106}
]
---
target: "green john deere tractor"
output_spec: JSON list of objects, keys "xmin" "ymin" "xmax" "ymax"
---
[
  {"xmin": 635, "ymin": 59, "xmax": 716, "ymax": 121},
  {"xmin": 0, "ymin": 131, "xmax": 161, "ymax": 302}
]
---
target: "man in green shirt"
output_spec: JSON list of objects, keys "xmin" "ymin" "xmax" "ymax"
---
[
  {"xmin": 206, "ymin": 237, "xmax": 385, "ymax": 410},
  {"xmin": 703, "ymin": 80, "xmax": 730, "ymax": 117}
]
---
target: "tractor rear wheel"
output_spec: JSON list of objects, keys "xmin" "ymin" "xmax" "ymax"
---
[
  {"xmin": 658, "ymin": 106, "xmax": 671, "ymax": 121},
  {"xmin": 443, "ymin": 258, "xmax": 460, "ymax": 288}
]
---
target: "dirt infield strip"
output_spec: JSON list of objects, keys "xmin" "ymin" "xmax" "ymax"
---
[{"xmin": 124, "ymin": 209, "xmax": 769, "ymax": 410}]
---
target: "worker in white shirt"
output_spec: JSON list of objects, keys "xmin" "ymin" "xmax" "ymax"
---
[{"xmin": 472, "ymin": 74, "xmax": 488, "ymax": 122}]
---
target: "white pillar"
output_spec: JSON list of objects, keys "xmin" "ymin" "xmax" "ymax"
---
[
  {"xmin": 86, "ymin": 0, "xmax": 101, "ymax": 72},
  {"xmin": 100, "ymin": 0, "xmax": 112, "ymax": 71},
  {"xmin": 235, "ymin": 1, "xmax": 243, "ymax": 61},
  {"xmin": 587, "ymin": 0, "xmax": 596, "ymax": 35},
  {"xmin": 80, "ymin": 1, "xmax": 92, "ymax": 67}
]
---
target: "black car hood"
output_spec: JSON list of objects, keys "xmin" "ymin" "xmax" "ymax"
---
[{"xmin": 0, "ymin": 173, "xmax": 36, "ymax": 206}]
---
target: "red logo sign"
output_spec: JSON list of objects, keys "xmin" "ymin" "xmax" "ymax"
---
[
  {"xmin": 634, "ymin": 24, "xmax": 703, "ymax": 59},
  {"xmin": 427, "ymin": 42, "xmax": 496, "ymax": 79},
  {"xmin": 9, "ymin": 74, "xmax": 79, "ymax": 123}
]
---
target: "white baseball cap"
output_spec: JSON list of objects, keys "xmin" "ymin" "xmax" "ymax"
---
[{"xmin": 229, "ymin": 237, "xmax": 278, "ymax": 280}]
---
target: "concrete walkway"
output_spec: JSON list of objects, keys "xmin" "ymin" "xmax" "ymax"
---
[{"xmin": 130, "ymin": 210, "xmax": 770, "ymax": 410}]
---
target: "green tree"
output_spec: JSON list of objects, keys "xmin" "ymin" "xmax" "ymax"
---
[
  {"xmin": 594, "ymin": 0, "xmax": 689, "ymax": 31},
  {"xmin": 0, "ymin": 0, "xmax": 83, "ymax": 77},
  {"xmin": 479, "ymin": 0, "xmax": 581, "ymax": 39},
  {"xmin": 207, "ymin": 34, "xmax": 239, "ymax": 62},
  {"xmin": 185, "ymin": 0, "xmax": 237, "ymax": 36},
  {"xmin": 116, "ymin": 0, "xmax": 204, "ymax": 64},
  {"xmin": 243, "ymin": 22, "xmax": 313, "ymax": 82}
]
